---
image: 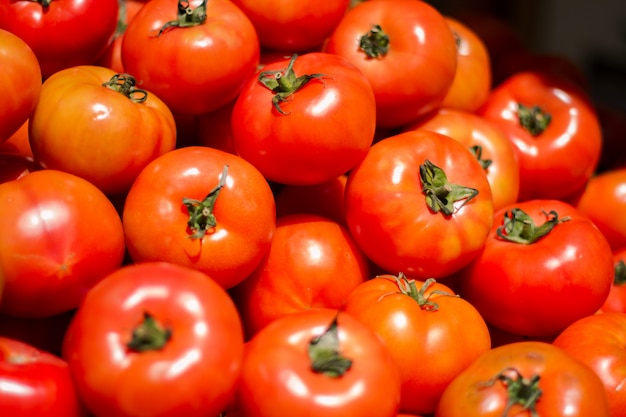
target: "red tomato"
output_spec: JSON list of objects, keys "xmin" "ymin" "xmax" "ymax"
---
[
  {"xmin": 344, "ymin": 129, "xmax": 494, "ymax": 279},
  {"xmin": 231, "ymin": 52, "xmax": 376, "ymax": 185},
  {"xmin": 0, "ymin": 0, "xmax": 118, "ymax": 79},
  {"xmin": 0, "ymin": 154, "xmax": 41, "ymax": 184},
  {"xmin": 29, "ymin": 66, "xmax": 176, "ymax": 196},
  {"xmin": 0, "ymin": 337, "xmax": 88, "ymax": 416},
  {"xmin": 235, "ymin": 308, "xmax": 401, "ymax": 417},
  {"xmin": 62, "ymin": 262, "xmax": 244, "ymax": 417},
  {"xmin": 231, "ymin": 0, "xmax": 350, "ymax": 52},
  {"xmin": 230, "ymin": 213, "xmax": 370, "ymax": 339},
  {"xmin": 440, "ymin": 16, "xmax": 491, "ymax": 112},
  {"xmin": 121, "ymin": 0, "xmax": 260, "ymax": 115},
  {"xmin": 404, "ymin": 108, "xmax": 520, "ymax": 211},
  {"xmin": 575, "ymin": 168, "xmax": 626, "ymax": 251},
  {"xmin": 343, "ymin": 274, "xmax": 491, "ymax": 415},
  {"xmin": 0, "ymin": 169, "xmax": 126, "ymax": 318},
  {"xmin": 324, "ymin": 0, "xmax": 457, "ymax": 128},
  {"xmin": 478, "ymin": 70, "xmax": 602, "ymax": 202},
  {"xmin": 122, "ymin": 146, "xmax": 276, "ymax": 290},
  {"xmin": 456, "ymin": 199, "xmax": 614, "ymax": 337},
  {"xmin": 553, "ymin": 312, "xmax": 626, "ymax": 417},
  {"xmin": 0, "ymin": 29, "xmax": 41, "ymax": 143},
  {"xmin": 600, "ymin": 248, "xmax": 626, "ymax": 313},
  {"xmin": 435, "ymin": 341, "xmax": 611, "ymax": 417}
]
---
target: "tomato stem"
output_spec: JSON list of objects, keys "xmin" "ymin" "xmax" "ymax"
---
[
  {"xmin": 102, "ymin": 73, "xmax": 148, "ymax": 103},
  {"xmin": 419, "ymin": 159, "xmax": 478, "ymax": 216},
  {"xmin": 33, "ymin": 0, "xmax": 53, "ymax": 6},
  {"xmin": 183, "ymin": 165, "xmax": 229, "ymax": 239},
  {"xmin": 480, "ymin": 367, "xmax": 542, "ymax": 417},
  {"xmin": 358, "ymin": 24, "xmax": 390, "ymax": 58},
  {"xmin": 391, "ymin": 273, "xmax": 458, "ymax": 311},
  {"xmin": 614, "ymin": 260, "xmax": 626, "ymax": 286},
  {"xmin": 308, "ymin": 314, "xmax": 352, "ymax": 378},
  {"xmin": 469, "ymin": 145, "xmax": 493, "ymax": 170},
  {"xmin": 496, "ymin": 208, "xmax": 570, "ymax": 244},
  {"xmin": 127, "ymin": 312, "xmax": 172, "ymax": 352},
  {"xmin": 154, "ymin": 0, "xmax": 207, "ymax": 37},
  {"xmin": 517, "ymin": 103, "xmax": 552, "ymax": 136}
]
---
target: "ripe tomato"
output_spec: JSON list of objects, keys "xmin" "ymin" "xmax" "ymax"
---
[
  {"xmin": 230, "ymin": 213, "xmax": 370, "ymax": 339},
  {"xmin": 0, "ymin": 337, "xmax": 88, "ymax": 417},
  {"xmin": 231, "ymin": 52, "xmax": 376, "ymax": 185},
  {"xmin": 456, "ymin": 199, "xmax": 614, "ymax": 337},
  {"xmin": 324, "ymin": 0, "xmax": 457, "ymax": 128},
  {"xmin": 0, "ymin": 169, "xmax": 126, "ymax": 318},
  {"xmin": 235, "ymin": 308, "xmax": 401, "ymax": 417},
  {"xmin": 122, "ymin": 146, "xmax": 276, "ymax": 290},
  {"xmin": 478, "ymin": 70, "xmax": 602, "ymax": 201},
  {"xmin": 29, "ymin": 66, "xmax": 176, "ymax": 196},
  {"xmin": 0, "ymin": 0, "xmax": 118, "ymax": 79},
  {"xmin": 600, "ymin": 248, "xmax": 626, "ymax": 313},
  {"xmin": 440, "ymin": 16, "xmax": 491, "ymax": 112},
  {"xmin": 404, "ymin": 108, "xmax": 520, "ymax": 211},
  {"xmin": 344, "ymin": 129, "xmax": 494, "ymax": 279},
  {"xmin": 435, "ymin": 341, "xmax": 611, "ymax": 417},
  {"xmin": 230, "ymin": 0, "xmax": 350, "ymax": 52},
  {"xmin": 0, "ymin": 29, "xmax": 41, "ymax": 143},
  {"xmin": 121, "ymin": 0, "xmax": 260, "ymax": 115},
  {"xmin": 62, "ymin": 262, "xmax": 244, "ymax": 417},
  {"xmin": 342, "ymin": 274, "xmax": 491, "ymax": 415},
  {"xmin": 553, "ymin": 312, "xmax": 626, "ymax": 417}
]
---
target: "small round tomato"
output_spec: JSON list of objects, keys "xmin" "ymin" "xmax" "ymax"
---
[
  {"xmin": 599, "ymin": 248, "xmax": 626, "ymax": 314},
  {"xmin": 235, "ymin": 308, "xmax": 401, "ymax": 417},
  {"xmin": 435, "ymin": 341, "xmax": 611, "ymax": 417}
]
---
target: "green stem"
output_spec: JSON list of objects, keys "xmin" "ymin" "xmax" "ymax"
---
[
  {"xmin": 102, "ymin": 73, "xmax": 148, "ymax": 103},
  {"xmin": 614, "ymin": 260, "xmax": 626, "ymax": 286},
  {"xmin": 496, "ymin": 208, "xmax": 570, "ymax": 244},
  {"xmin": 480, "ymin": 368, "xmax": 542, "ymax": 417},
  {"xmin": 358, "ymin": 24, "xmax": 390, "ymax": 58},
  {"xmin": 155, "ymin": 0, "xmax": 207, "ymax": 37},
  {"xmin": 127, "ymin": 312, "xmax": 172, "ymax": 352},
  {"xmin": 183, "ymin": 165, "xmax": 229, "ymax": 239},
  {"xmin": 390, "ymin": 273, "xmax": 457, "ymax": 311},
  {"xmin": 469, "ymin": 145, "xmax": 492, "ymax": 170},
  {"xmin": 30, "ymin": 0, "xmax": 53, "ymax": 7},
  {"xmin": 419, "ymin": 159, "xmax": 478, "ymax": 216},
  {"xmin": 308, "ymin": 315, "xmax": 352, "ymax": 378},
  {"xmin": 517, "ymin": 103, "xmax": 551, "ymax": 136}
]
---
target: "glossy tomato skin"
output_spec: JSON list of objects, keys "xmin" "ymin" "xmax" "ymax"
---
[
  {"xmin": 0, "ymin": 0, "xmax": 118, "ymax": 79},
  {"xmin": 344, "ymin": 129, "xmax": 494, "ymax": 279},
  {"xmin": 343, "ymin": 275, "xmax": 491, "ymax": 415},
  {"xmin": 0, "ymin": 337, "xmax": 88, "ymax": 416},
  {"xmin": 121, "ymin": 0, "xmax": 260, "ymax": 115},
  {"xmin": 405, "ymin": 108, "xmax": 520, "ymax": 211},
  {"xmin": 122, "ymin": 146, "xmax": 276, "ymax": 290},
  {"xmin": 0, "ymin": 29, "xmax": 41, "ymax": 143},
  {"xmin": 479, "ymin": 70, "xmax": 602, "ymax": 202},
  {"xmin": 62, "ymin": 262, "xmax": 244, "ymax": 417},
  {"xmin": 553, "ymin": 312, "xmax": 626, "ymax": 417},
  {"xmin": 600, "ymin": 248, "xmax": 626, "ymax": 313},
  {"xmin": 29, "ymin": 65, "xmax": 176, "ymax": 196},
  {"xmin": 324, "ymin": 0, "xmax": 457, "ymax": 128},
  {"xmin": 457, "ymin": 199, "xmax": 614, "ymax": 338},
  {"xmin": 231, "ymin": 52, "xmax": 376, "ymax": 185},
  {"xmin": 230, "ymin": 213, "xmax": 370, "ymax": 340},
  {"xmin": 235, "ymin": 308, "xmax": 401, "ymax": 417},
  {"xmin": 0, "ymin": 170, "xmax": 126, "ymax": 318},
  {"xmin": 435, "ymin": 341, "xmax": 611, "ymax": 417}
]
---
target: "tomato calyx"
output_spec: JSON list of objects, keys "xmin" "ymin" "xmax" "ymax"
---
[
  {"xmin": 258, "ymin": 54, "xmax": 328, "ymax": 115},
  {"xmin": 614, "ymin": 260, "xmax": 626, "ymax": 286},
  {"xmin": 127, "ymin": 312, "xmax": 172, "ymax": 352},
  {"xmin": 102, "ymin": 73, "xmax": 148, "ymax": 103},
  {"xmin": 308, "ymin": 315, "xmax": 353, "ymax": 378},
  {"xmin": 183, "ymin": 165, "xmax": 229, "ymax": 239},
  {"xmin": 496, "ymin": 208, "xmax": 570, "ymax": 244},
  {"xmin": 385, "ymin": 273, "xmax": 457, "ymax": 311},
  {"xmin": 469, "ymin": 145, "xmax": 493, "ymax": 170},
  {"xmin": 480, "ymin": 367, "xmax": 542, "ymax": 417},
  {"xmin": 31, "ymin": 0, "xmax": 54, "ymax": 7},
  {"xmin": 517, "ymin": 103, "xmax": 552, "ymax": 136},
  {"xmin": 420, "ymin": 159, "xmax": 478, "ymax": 216},
  {"xmin": 358, "ymin": 24, "xmax": 390, "ymax": 59},
  {"xmin": 154, "ymin": 0, "xmax": 208, "ymax": 37}
]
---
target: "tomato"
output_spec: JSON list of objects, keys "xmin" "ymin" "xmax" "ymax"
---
[
  {"xmin": 0, "ymin": 119, "xmax": 32, "ymax": 158},
  {"xmin": 404, "ymin": 108, "xmax": 520, "ymax": 211},
  {"xmin": 0, "ymin": 169, "xmax": 126, "ymax": 318},
  {"xmin": 0, "ymin": 154, "xmax": 41, "ymax": 184},
  {"xmin": 231, "ymin": 52, "xmax": 376, "ymax": 185},
  {"xmin": 29, "ymin": 66, "xmax": 176, "ymax": 196},
  {"xmin": 575, "ymin": 168, "xmax": 626, "ymax": 251},
  {"xmin": 0, "ymin": 29, "xmax": 41, "ymax": 143},
  {"xmin": 121, "ymin": 0, "xmax": 260, "ymax": 115},
  {"xmin": 456, "ymin": 199, "xmax": 614, "ymax": 338},
  {"xmin": 230, "ymin": 213, "xmax": 370, "ymax": 339},
  {"xmin": 231, "ymin": 0, "xmax": 350, "ymax": 52},
  {"xmin": 122, "ymin": 146, "xmax": 276, "ymax": 290},
  {"xmin": 234, "ymin": 308, "xmax": 401, "ymax": 417},
  {"xmin": 0, "ymin": 0, "xmax": 118, "ymax": 79},
  {"xmin": 324, "ymin": 0, "xmax": 457, "ymax": 128},
  {"xmin": 600, "ymin": 248, "xmax": 626, "ymax": 313},
  {"xmin": 62, "ymin": 261, "xmax": 244, "ymax": 417},
  {"xmin": 0, "ymin": 337, "xmax": 87, "ymax": 416},
  {"xmin": 440, "ymin": 16, "xmax": 491, "ymax": 112},
  {"xmin": 553, "ymin": 312, "xmax": 626, "ymax": 417},
  {"xmin": 342, "ymin": 274, "xmax": 491, "ymax": 415},
  {"xmin": 344, "ymin": 129, "xmax": 494, "ymax": 279},
  {"xmin": 478, "ymin": 70, "xmax": 602, "ymax": 202},
  {"xmin": 435, "ymin": 341, "xmax": 611, "ymax": 417}
]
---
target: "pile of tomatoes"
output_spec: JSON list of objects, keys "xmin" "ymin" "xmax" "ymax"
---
[{"xmin": 2, "ymin": 0, "xmax": 626, "ymax": 416}]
